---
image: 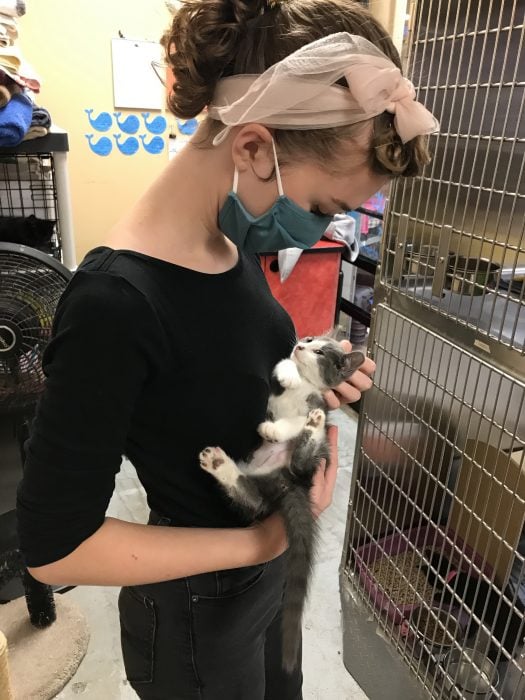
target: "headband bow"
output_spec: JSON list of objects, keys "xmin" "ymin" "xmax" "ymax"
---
[{"xmin": 209, "ymin": 32, "xmax": 439, "ymax": 145}]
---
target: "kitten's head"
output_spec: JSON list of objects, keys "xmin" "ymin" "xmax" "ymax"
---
[{"xmin": 292, "ymin": 336, "xmax": 366, "ymax": 389}]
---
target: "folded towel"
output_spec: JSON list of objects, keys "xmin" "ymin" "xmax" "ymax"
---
[
  {"xmin": 0, "ymin": 91, "xmax": 32, "ymax": 145},
  {"xmin": 0, "ymin": 22, "xmax": 17, "ymax": 43},
  {"xmin": 18, "ymin": 58, "xmax": 41, "ymax": 93},
  {"xmin": 277, "ymin": 213, "xmax": 359, "ymax": 282},
  {"xmin": 23, "ymin": 125, "xmax": 48, "ymax": 141},
  {"xmin": 0, "ymin": 84, "xmax": 10, "ymax": 107},
  {"xmin": 0, "ymin": 25, "xmax": 9, "ymax": 49},
  {"xmin": 31, "ymin": 105, "xmax": 51, "ymax": 128},
  {"xmin": 324, "ymin": 214, "xmax": 359, "ymax": 261},
  {"xmin": 278, "ymin": 248, "xmax": 304, "ymax": 283},
  {"xmin": 0, "ymin": 67, "xmax": 22, "ymax": 89},
  {"xmin": 0, "ymin": 44, "xmax": 20, "ymax": 74},
  {"xmin": 0, "ymin": 12, "xmax": 17, "ymax": 32},
  {"xmin": 0, "ymin": 49, "xmax": 40, "ymax": 92},
  {"xmin": 0, "ymin": 1, "xmax": 25, "ymax": 17}
]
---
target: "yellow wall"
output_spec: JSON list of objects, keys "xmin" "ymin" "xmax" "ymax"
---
[
  {"xmin": 368, "ymin": 0, "xmax": 409, "ymax": 53},
  {"xmin": 18, "ymin": 1, "xmax": 173, "ymax": 262}
]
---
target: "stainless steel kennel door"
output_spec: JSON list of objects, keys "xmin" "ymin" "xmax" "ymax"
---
[{"xmin": 340, "ymin": 1, "xmax": 525, "ymax": 698}]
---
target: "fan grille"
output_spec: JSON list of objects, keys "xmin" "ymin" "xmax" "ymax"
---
[{"xmin": 0, "ymin": 247, "xmax": 70, "ymax": 412}]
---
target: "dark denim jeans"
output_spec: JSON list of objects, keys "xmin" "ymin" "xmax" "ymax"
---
[{"xmin": 118, "ymin": 512, "xmax": 303, "ymax": 699}]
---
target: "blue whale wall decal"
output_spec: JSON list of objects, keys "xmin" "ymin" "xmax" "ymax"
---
[
  {"xmin": 114, "ymin": 134, "xmax": 140, "ymax": 155},
  {"xmin": 177, "ymin": 118, "xmax": 199, "ymax": 136},
  {"xmin": 141, "ymin": 112, "xmax": 167, "ymax": 134},
  {"xmin": 85, "ymin": 134, "xmax": 112, "ymax": 156},
  {"xmin": 140, "ymin": 134, "xmax": 165, "ymax": 154},
  {"xmin": 85, "ymin": 109, "xmax": 112, "ymax": 132},
  {"xmin": 114, "ymin": 112, "xmax": 140, "ymax": 134}
]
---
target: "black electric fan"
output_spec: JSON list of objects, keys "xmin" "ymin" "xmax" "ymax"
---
[
  {"xmin": 0, "ymin": 242, "xmax": 72, "ymax": 626},
  {"xmin": 0, "ymin": 242, "xmax": 71, "ymax": 412}
]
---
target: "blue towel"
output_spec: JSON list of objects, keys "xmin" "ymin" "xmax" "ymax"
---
[
  {"xmin": 31, "ymin": 105, "xmax": 51, "ymax": 128},
  {"xmin": 0, "ymin": 92, "xmax": 32, "ymax": 146}
]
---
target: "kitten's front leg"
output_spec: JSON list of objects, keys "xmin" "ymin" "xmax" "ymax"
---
[
  {"xmin": 199, "ymin": 447, "xmax": 263, "ymax": 514},
  {"xmin": 258, "ymin": 416, "xmax": 307, "ymax": 443},
  {"xmin": 274, "ymin": 358, "xmax": 302, "ymax": 389},
  {"xmin": 200, "ymin": 447, "xmax": 242, "ymax": 489}
]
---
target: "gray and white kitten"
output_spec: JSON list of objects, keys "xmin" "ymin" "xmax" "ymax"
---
[{"xmin": 200, "ymin": 335, "xmax": 365, "ymax": 672}]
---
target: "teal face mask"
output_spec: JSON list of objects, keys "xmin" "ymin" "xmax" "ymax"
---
[{"xmin": 218, "ymin": 140, "xmax": 333, "ymax": 253}]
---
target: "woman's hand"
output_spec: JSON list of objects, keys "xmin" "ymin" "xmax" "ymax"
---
[
  {"xmin": 252, "ymin": 425, "xmax": 340, "ymax": 565},
  {"xmin": 310, "ymin": 425, "xmax": 339, "ymax": 518},
  {"xmin": 324, "ymin": 339, "xmax": 375, "ymax": 409}
]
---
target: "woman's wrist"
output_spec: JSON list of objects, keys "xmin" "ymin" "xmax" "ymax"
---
[{"xmin": 248, "ymin": 512, "xmax": 288, "ymax": 564}]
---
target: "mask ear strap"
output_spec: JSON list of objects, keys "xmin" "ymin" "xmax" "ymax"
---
[
  {"xmin": 233, "ymin": 167, "xmax": 239, "ymax": 194},
  {"xmin": 271, "ymin": 138, "xmax": 284, "ymax": 197}
]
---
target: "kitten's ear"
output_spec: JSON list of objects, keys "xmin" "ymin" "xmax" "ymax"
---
[{"xmin": 343, "ymin": 351, "xmax": 366, "ymax": 377}]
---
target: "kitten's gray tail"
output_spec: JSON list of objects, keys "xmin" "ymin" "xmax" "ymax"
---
[{"xmin": 280, "ymin": 488, "xmax": 316, "ymax": 673}]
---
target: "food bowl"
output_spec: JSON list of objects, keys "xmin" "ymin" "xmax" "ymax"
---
[
  {"xmin": 404, "ymin": 244, "xmax": 439, "ymax": 277},
  {"xmin": 446, "ymin": 256, "xmax": 500, "ymax": 296},
  {"xmin": 406, "ymin": 606, "xmax": 464, "ymax": 661},
  {"xmin": 443, "ymin": 647, "xmax": 499, "ymax": 699}
]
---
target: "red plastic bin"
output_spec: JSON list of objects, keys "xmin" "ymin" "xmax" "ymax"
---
[{"xmin": 261, "ymin": 239, "xmax": 345, "ymax": 339}]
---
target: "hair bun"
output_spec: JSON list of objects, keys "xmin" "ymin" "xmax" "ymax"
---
[
  {"xmin": 229, "ymin": 0, "xmax": 267, "ymax": 24},
  {"xmin": 163, "ymin": 0, "xmax": 269, "ymax": 118}
]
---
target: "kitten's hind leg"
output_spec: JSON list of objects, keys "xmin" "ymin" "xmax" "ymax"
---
[
  {"xmin": 289, "ymin": 409, "xmax": 329, "ymax": 476},
  {"xmin": 199, "ymin": 447, "xmax": 263, "ymax": 514},
  {"xmin": 258, "ymin": 416, "xmax": 307, "ymax": 443},
  {"xmin": 305, "ymin": 408, "xmax": 326, "ymax": 441}
]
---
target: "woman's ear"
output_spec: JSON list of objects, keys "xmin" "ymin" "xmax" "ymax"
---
[{"xmin": 231, "ymin": 124, "xmax": 275, "ymax": 177}]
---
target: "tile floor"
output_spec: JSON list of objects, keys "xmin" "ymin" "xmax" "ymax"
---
[{"xmin": 54, "ymin": 408, "xmax": 368, "ymax": 700}]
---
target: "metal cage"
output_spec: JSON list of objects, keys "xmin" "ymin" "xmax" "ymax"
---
[
  {"xmin": 0, "ymin": 152, "xmax": 63, "ymax": 261},
  {"xmin": 341, "ymin": 1, "xmax": 525, "ymax": 698}
]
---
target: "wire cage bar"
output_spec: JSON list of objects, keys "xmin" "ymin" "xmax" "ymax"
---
[
  {"xmin": 381, "ymin": 0, "xmax": 525, "ymax": 359},
  {"xmin": 343, "ymin": 304, "xmax": 525, "ymax": 698},
  {"xmin": 341, "ymin": 0, "xmax": 525, "ymax": 698},
  {"xmin": 0, "ymin": 152, "xmax": 62, "ymax": 261}
]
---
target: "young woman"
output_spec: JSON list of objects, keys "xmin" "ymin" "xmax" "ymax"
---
[{"xmin": 16, "ymin": 1, "xmax": 437, "ymax": 698}]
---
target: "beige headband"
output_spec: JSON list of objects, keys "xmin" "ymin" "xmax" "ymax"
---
[{"xmin": 208, "ymin": 32, "xmax": 439, "ymax": 145}]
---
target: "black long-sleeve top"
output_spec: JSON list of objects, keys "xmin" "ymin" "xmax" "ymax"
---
[{"xmin": 16, "ymin": 246, "xmax": 296, "ymax": 567}]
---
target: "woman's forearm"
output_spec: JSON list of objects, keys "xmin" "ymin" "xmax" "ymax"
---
[{"xmin": 28, "ymin": 515, "xmax": 287, "ymax": 586}]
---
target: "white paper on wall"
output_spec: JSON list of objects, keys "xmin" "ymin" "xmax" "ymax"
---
[{"xmin": 111, "ymin": 38, "xmax": 164, "ymax": 110}]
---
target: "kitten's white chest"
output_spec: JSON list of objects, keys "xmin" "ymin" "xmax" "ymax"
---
[{"xmin": 269, "ymin": 382, "xmax": 313, "ymax": 419}]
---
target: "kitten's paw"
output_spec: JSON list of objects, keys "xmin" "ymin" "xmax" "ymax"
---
[
  {"xmin": 306, "ymin": 408, "xmax": 326, "ymax": 430},
  {"xmin": 199, "ymin": 447, "xmax": 239, "ymax": 488},
  {"xmin": 275, "ymin": 360, "xmax": 301, "ymax": 389},
  {"xmin": 258, "ymin": 421, "xmax": 286, "ymax": 443},
  {"xmin": 199, "ymin": 446, "xmax": 227, "ymax": 473}
]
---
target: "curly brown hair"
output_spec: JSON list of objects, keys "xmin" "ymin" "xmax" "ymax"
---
[{"xmin": 162, "ymin": 0, "xmax": 431, "ymax": 178}]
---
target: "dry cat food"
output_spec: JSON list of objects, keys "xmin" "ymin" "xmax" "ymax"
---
[{"xmin": 368, "ymin": 550, "xmax": 435, "ymax": 606}]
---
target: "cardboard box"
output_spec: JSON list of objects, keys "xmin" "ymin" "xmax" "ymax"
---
[{"xmin": 447, "ymin": 440, "xmax": 525, "ymax": 586}]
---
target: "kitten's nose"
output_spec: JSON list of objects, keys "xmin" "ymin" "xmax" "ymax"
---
[{"xmin": 297, "ymin": 345, "xmax": 304, "ymax": 351}]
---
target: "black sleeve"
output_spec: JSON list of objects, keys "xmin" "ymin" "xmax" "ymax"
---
[{"xmin": 16, "ymin": 270, "xmax": 158, "ymax": 567}]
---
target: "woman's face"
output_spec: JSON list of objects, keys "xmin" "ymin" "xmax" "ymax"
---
[
  {"xmin": 278, "ymin": 159, "xmax": 389, "ymax": 218},
  {"xmin": 232, "ymin": 129, "xmax": 389, "ymax": 219}
]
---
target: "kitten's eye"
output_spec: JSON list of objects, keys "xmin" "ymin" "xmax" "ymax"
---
[
  {"xmin": 313, "ymin": 349, "xmax": 324, "ymax": 355},
  {"xmin": 305, "ymin": 337, "xmax": 314, "ymax": 343}
]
